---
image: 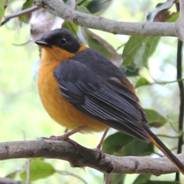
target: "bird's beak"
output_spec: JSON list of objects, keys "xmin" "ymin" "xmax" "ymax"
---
[{"xmin": 35, "ymin": 40, "xmax": 50, "ymax": 47}]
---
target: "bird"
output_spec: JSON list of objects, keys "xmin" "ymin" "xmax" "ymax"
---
[{"xmin": 35, "ymin": 28, "xmax": 184, "ymax": 174}]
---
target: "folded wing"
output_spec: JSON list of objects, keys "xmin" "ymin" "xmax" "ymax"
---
[{"xmin": 54, "ymin": 58, "xmax": 148, "ymax": 140}]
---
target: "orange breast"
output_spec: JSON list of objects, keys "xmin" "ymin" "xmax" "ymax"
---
[{"xmin": 38, "ymin": 48, "xmax": 107, "ymax": 132}]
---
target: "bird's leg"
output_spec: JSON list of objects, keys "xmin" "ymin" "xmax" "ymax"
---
[
  {"xmin": 96, "ymin": 128, "xmax": 109, "ymax": 150},
  {"xmin": 64, "ymin": 128, "xmax": 68, "ymax": 133},
  {"xmin": 44, "ymin": 125, "xmax": 87, "ymax": 141}
]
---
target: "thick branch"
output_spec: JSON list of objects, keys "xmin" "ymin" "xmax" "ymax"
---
[
  {"xmin": 34, "ymin": 0, "xmax": 177, "ymax": 37},
  {"xmin": 0, "ymin": 139, "xmax": 183, "ymax": 175}
]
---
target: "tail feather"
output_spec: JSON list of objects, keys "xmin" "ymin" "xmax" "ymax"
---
[{"xmin": 143, "ymin": 124, "xmax": 184, "ymax": 174}]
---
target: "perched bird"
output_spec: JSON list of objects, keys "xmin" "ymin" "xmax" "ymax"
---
[{"xmin": 36, "ymin": 28, "xmax": 184, "ymax": 173}]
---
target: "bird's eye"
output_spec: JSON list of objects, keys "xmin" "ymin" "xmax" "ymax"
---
[{"xmin": 60, "ymin": 38, "xmax": 67, "ymax": 44}]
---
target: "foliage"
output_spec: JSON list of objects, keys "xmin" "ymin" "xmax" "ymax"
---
[
  {"xmin": 0, "ymin": 0, "xmax": 6, "ymax": 21},
  {"xmin": 20, "ymin": 159, "xmax": 55, "ymax": 181}
]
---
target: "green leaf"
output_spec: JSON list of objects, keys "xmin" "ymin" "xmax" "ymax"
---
[
  {"xmin": 135, "ymin": 77, "xmax": 151, "ymax": 88},
  {"xmin": 122, "ymin": 12, "xmax": 178, "ymax": 72},
  {"xmin": 20, "ymin": 159, "xmax": 55, "ymax": 181},
  {"xmin": 62, "ymin": 21, "xmax": 79, "ymax": 37},
  {"xmin": 77, "ymin": 5, "xmax": 91, "ymax": 13},
  {"xmin": 19, "ymin": 0, "xmax": 33, "ymax": 23},
  {"xmin": 83, "ymin": 28, "xmax": 121, "ymax": 62},
  {"xmin": 167, "ymin": 13, "xmax": 179, "ymax": 22},
  {"xmin": 144, "ymin": 109, "xmax": 167, "ymax": 127},
  {"xmin": 77, "ymin": 0, "xmax": 112, "ymax": 14},
  {"xmin": 133, "ymin": 174, "xmax": 151, "ymax": 184},
  {"xmin": 121, "ymin": 137, "xmax": 154, "ymax": 156},
  {"xmin": 108, "ymin": 173, "xmax": 125, "ymax": 184},
  {"xmin": 125, "ymin": 65, "xmax": 139, "ymax": 76},
  {"xmin": 86, "ymin": 0, "xmax": 112, "ymax": 14},
  {"xmin": 103, "ymin": 132, "xmax": 154, "ymax": 156},
  {"xmin": 0, "ymin": 0, "xmax": 5, "ymax": 20},
  {"xmin": 122, "ymin": 36, "xmax": 160, "ymax": 68},
  {"xmin": 103, "ymin": 132, "xmax": 132, "ymax": 154}
]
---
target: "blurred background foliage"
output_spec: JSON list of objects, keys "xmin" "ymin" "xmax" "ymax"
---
[{"xmin": 0, "ymin": 0, "xmax": 183, "ymax": 183}]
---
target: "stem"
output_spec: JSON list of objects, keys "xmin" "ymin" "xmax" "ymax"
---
[
  {"xmin": 56, "ymin": 170, "xmax": 88, "ymax": 184},
  {"xmin": 175, "ymin": 39, "xmax": 184, "ymax": 181}
]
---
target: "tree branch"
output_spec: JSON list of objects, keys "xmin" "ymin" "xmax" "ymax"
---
[
  {"xmin": 0, "ymin": 6, "xmax": 40, "ymax": 26},
  {"xmin": 34, "ymin": 0, "xmax": 178, "ymax": 37},
  {"xmin": 0, "ymin": 139, "xmax": 183, "ymax": 175}
]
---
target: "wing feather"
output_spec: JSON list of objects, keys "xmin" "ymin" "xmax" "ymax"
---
[{"xmin": 54, "ymin": 59, "xmax": 148, "ymax": 140}]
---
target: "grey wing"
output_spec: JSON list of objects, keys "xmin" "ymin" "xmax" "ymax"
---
[{"xmin": 54, "ymin": 59, "xmax": 148, "ymax": 140}]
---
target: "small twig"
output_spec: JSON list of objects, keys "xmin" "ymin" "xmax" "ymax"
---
[
  {"xmin": 12, "ymin": 40, "xmax": 32, "ymax": 47},
  {"xmin": 137, "ymin": 67, "xmax": 184, "ymax": 87},
  {"xmin": 104, "ymin": 173, "xmax": 112, "ymax": 184},
  {"xmin": 136, "ymin": 77, "xmax": 184, "ymax": 88},
  {"xmin": 148, "ymin": 0, "xmax": 175, "ymax": 22},
  {"xmin": 157, "ymin": 134, "xmax": 180, "ymax": 139},
  {"xmin": 167, "ymin": 119, "xmax": 179, "ymax": 133},
  {"xmin": 0, "ymin": 177, "xmax": 21, "ymax": 184},
  {"xmin": 153, "ymin": 151, "xmax": 163, "ymax": 157},
  {"xmin": 152, "ymin": 78, "xmax": 184, "ymax": 85},
  {"xmin": 56, "ymin": 170, "xmax": 87, "ymax": 184},
  {"xmin": 0, "ymin": 6, "xmax": 40, "ymax": 26},
  {"xmin": 25, "ymin": 159, "xmax": 31, "ymax": 184}
]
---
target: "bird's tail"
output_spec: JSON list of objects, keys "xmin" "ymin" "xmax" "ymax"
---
[{"xmin": 143, "ymin": 124, "xmax": 184, "ymax": 174}]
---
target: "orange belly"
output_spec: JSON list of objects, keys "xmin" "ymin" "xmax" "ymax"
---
[{"xmin": 38, "ymin": 57, "xmax": 107, "ymax": 132}]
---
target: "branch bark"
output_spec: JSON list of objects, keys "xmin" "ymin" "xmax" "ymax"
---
[
  {"xmin": 0, "ymin": 139, "xmax": 183, "ymax": 175},
  {"xmin": 34, "ymin": 0, "xmax": 178, "ymax": 37}
]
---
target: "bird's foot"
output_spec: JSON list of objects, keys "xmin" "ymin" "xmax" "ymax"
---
[
  {"xmin": 96, "ymin": 128, "xmax": 109, "ymax": 150},
  {"xmin": 42, "ymin": 125, "xmax": 87, "ymax": 141}
]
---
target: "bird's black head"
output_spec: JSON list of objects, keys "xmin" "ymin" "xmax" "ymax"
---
[{"xmin": 35, "ymin": 28, "xmax": 80, "ymax": 53}]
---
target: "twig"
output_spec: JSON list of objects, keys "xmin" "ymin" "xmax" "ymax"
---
[
  {"xmin": 152, "ymin": 78, "xmax": 184, "ymax": 85},
  {"xmin": 12, "ymin": 40, "xmax": 32, "ymax": 47},
  {"xmin": 0, "ymin": 6, "xmax": 40, "ymax": 26},
  {"xmin": 34, "ymin": 0, "xmax": 177, "ymax": 37},
  {"xmin": 136, "ymin": 78, "xmax": 184, "ymax": 88},
  {"xmin": 56, "ymin": 170, "xmax": 87, "ymax": 184},
  {"xmin": 148, "ymin": 0, "xmax": 175, "ymax": 22},
  {"xmin": 157, "ymin": 134, "xmax": 180, "ymax": 139},
  {"xmin": 0, "ymin": 139, "xmax": 183, "ymax": 175},
  {"xmin": 0, "ymin": 177, "xmax": 21, "ymax": 184},
  {"xmin": 104, "ymin": 173, "xmax": 111, "ymax": 184},
  {"xmin": 25, "ymin": 159, "xmax": 31, "ymax": 184}
]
